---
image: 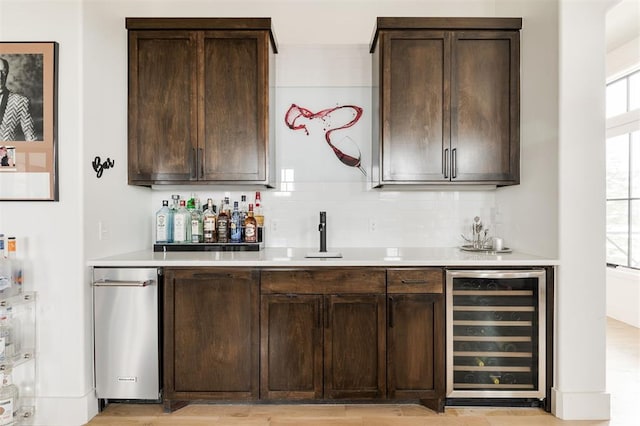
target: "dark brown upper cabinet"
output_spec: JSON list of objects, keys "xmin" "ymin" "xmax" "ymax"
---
[
  {"xmin": 126, "ymin": 18, "xmax": 277, "ymax": 186},
  {"xmin": 370, "ymin": 17, "xmax": 521, "ymax": 187}
]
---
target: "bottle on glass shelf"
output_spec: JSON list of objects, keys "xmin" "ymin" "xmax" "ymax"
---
[
  {"xmin": 0, "ymin": 312, "xmax": 17, "ymax": 362},
  {"xmin": 244, "ymin": 204, "xmax": 258, "ymax": 243},
  {"xmin": 230, "ymin": 201, "xmax": 242, "ymax": 243},
  {"xmin": 203, "ymin": 199, "xmax": 217, "ymax": 243},
  {"xmin": 155, "ymin": 200, "xmax": 173, "ymax": 244},
  {"xmin": 254, "ymin": 191, "xmax": 264, "ymax": 242},
  {"xmin": 190, "ymin": 198, "xmax": 203, "ymax": 243},
  {"xmin": 0, "ymin": 369, "xmax": 19, "ymax": 426},
  {"xmin": 5, "ymin": 239, "xmax": 21, "ymax": 296},
  {"xmin": 173, "ymin": 200, "xmax": 189, "ymax": 243},
  {"xmin": 216, "ymin": 204, "xmax": 229, "ymax": 243}
]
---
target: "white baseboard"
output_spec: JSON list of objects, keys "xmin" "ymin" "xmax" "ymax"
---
[
  {"xmin": 32, "ymin": 391, "xmax": 98, "ymax": 426},
  {"xmin": 551, "ymin": 387, "xmax": 611, "ymax": 420}
]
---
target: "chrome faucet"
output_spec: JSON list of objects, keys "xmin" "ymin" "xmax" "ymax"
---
[{"xmin": 319, "ymin": 211, "xmax": 327, "ymax": 253}]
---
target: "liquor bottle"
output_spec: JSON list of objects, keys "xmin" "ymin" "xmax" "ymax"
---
[
  {"xmin": 244, "ymin": 204, "xmax": 258, "ymax": 243},
  {"xmin": 6, "ymin": 239, "xmax": 21, "ymax": 296},
  {"xmin": 170, "ymin": 194, "xmax": 180, "ymax": 212},
  {"xmin": 0, "ymin": 241, "xmax": 9, "ymax": 296},
  {"xmin": 155, "ymin": 200, "xmax": 172, "ymax": 244},
  {"xmin": 173, "ymin": 200, "xmax": 189, "ymax": 243},
  {"xmin": 216, "ymin": 204, "xmax": 229, "ymax": 243},
  {"xmin": 230, "ymin": 201, "xmax": 242, "ymax": 243},
  {"xmin": 202, "ymin": 199, "xmax": 217, "ymax": 243},
  {"xmin": 0, "ymin": 369, "xmax": 18, "ymax": 425},
  {"xmin": 239, "ymin": 195, "xmax": 248, "ymax": 240},
  {"xmin": 190, "ymin": 198, "xmax": 203, "ymax": 243},
  {"xmin": 186, "ymin": 192, "xmax": 197, "ymax": 210},
  {"xmin": 254, "ymin": 191, "xmax": 264, "ymax": 242},
  {"xmin": 0, "ymin": 313, "xmax": 16, "ymax": 362}
]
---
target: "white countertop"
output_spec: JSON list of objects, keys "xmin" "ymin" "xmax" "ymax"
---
[{"xmin": 88, "ymin": 247, "xmax": 558, "ymax": 267}]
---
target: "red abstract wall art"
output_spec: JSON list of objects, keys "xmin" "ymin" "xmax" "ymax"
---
[{"xmin": 284, "ymin": 103, "xmax": 366, "ymax": 175}]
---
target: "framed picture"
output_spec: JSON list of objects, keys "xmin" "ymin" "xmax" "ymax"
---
[{"xmin": 0, "ymin": 42, "xmax": 58, "ymax": 201}]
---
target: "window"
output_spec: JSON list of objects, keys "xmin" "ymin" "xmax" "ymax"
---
[{"xmin": 606, "ymin": 70, "xmax": 640, "ymax": 269}]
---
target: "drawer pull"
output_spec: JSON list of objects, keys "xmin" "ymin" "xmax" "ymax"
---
[{"xmin": 401, "ymin": 279, "xmax": 429, "ymax": 284}]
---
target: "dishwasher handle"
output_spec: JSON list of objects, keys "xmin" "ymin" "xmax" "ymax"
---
[{"xmin": 92, "ymin": 279, "xmax": 154, "ymax": 287}]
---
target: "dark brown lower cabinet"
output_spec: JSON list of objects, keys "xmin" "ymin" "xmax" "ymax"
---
[
  {"xmin": 260, "ymin": 269, "xmax": 387, "ymax": 401},
  {"xmin": 163, "ymin": 268, "xmax": 260, "ymax": 410},
  {"xmin": 387, "ymin": 268, "xmax": 446, "ymax": 412},
  {"xmin": 260, "ymin": 294, "xmax": 323, "ymax": 399}
]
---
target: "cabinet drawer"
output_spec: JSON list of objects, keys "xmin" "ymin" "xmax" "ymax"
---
[
  {"xmin": 387, "ymin": 268, "xmax": 443, "ymax": 294},
  {"xmin": 261, "ymin": 269, "xmax": 386, "ymax": 294}
]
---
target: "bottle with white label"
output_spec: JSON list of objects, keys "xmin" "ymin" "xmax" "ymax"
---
[
  {"xmin": 155, "ymin": 200, "xmax": 172, "ymax": 243},
  {"xmin": 173, "ymin": 200, "xmax": 189, "ymax": 243},
  {"xmin": 0, "ymin": 313, "xmax": 16, "ymax": 362},
  {"xmin": 0, "ymin": 370, "xmax": 18, "ymax": 425}
]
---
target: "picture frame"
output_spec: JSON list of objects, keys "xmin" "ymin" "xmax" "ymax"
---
[{"xmin": 0, "ymin": 42, "xmax": 58, "ymax": 201}]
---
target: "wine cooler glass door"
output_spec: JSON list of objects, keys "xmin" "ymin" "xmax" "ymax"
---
[{"xmin": 445, "ymin": 269, "xmax": 546, "ymax": 399}]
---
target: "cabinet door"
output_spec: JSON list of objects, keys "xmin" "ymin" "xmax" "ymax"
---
[
  {"xmin": 387, "ymin": 294, "xmax": 445, "ymax": 406},
  {"xmin": 200, "ymin": 31, "xmax": 269, "ymax": 182},
  {"xmin": 324, "ymin": 294, "xmax": 386, "ymax": 399},
  {"xmin": 380, "ymin": 30, "xmax": 450, "ymax": 183},
  {"xmin": 128, "ymin": 31, "xmax": 198, "ymax": 184},
  {"xmin": 450, "ymin": 31, "xmax": 519, "ymax": 183},
  {"xmin": 164, "ymin": 268, "xmax": 259, "ymax": 400},
  {"xmin": 260, "ymin": 295, "xmax": 323, "ymax": 399}
]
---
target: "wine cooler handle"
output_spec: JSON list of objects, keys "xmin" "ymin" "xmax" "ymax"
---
[{"xmin": 388, "ymin": 297, "xmax": 394, "ymax": 328}]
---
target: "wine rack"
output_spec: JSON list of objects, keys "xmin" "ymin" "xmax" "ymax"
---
[{"xmin": 446, "ymin": 270, "xmax": 546, "ymax": 399}]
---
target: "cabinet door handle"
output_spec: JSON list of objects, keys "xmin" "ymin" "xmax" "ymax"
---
[
  {"xmin": 316, "ymin": 299, "xmax": 322, "ymax": 329},
  {"xmin": 199, "ymin": 148, "xmax": 204, "ymax": 179},
  {"xmin": 452, "ymin": 148, "xmax": 457, "ymax": 179},
  {"xmin": 444, "ymin": 148, "xmax": 449, "ymax": 179},
  {"xmin": 324, "ymin": 297, "xmax": 330, "ymax": 329},
  {"xmin": 190, "ymin": 148, "xmax": 197, "ymax": 179},
  {"xmin": 388, "ymin": 297, "xmax": 394, "ymax": 328}
]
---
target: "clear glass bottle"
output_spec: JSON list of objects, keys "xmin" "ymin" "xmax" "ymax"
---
[
  {"xmin": 203, "ymin": 199, "xmax": 217, "ymax": 243},
  {"xmin": 170, "ymin": 194, "xmax": 180, "ymax": 213},
  {"xmin": 155, "ymin": 200, "xmax": 172, "ymax": 243},
  {"xmin": 0, "ymin": 370, "xmax": 19, "ymax": 426},
  {"xmin": 173, "ymin": 200, "xmax": 189, "ymax": 243},
  {"xmin": 190, "ymin": 198, "xmax": 203, "ymax": 243},
  {"xmin": 230, "ymin": 201, "xmax": 242, "ymax": 243},
  {"xmin": 244, "ymin": 204, "xmax": 258, "ymax": 243},
  {"xmin": 0, "ymin": 312, "xmax": 17, "ymax": 362}
]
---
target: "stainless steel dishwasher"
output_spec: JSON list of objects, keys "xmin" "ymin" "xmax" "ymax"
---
[{"xmin": 92, "ymin": 267, "xmax": 161, "ymax": 406}]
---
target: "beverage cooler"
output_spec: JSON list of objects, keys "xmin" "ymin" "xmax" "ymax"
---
[{"xmin": 445, "ymin": 269, "xmax": 547, "ymax": 404}]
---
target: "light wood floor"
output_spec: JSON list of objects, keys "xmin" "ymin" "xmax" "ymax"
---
[{"xmin": 86, "ymin": 318, "xmax": 639, "ymax": 426}]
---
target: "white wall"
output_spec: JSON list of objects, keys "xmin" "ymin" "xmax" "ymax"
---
[
  {"xmin": 0, "ymin": 0, "xmax": 611, "ymax": 424},
  {"xmin": 553, "ymin": 0, "xmax": 610, "ymax": 420}
]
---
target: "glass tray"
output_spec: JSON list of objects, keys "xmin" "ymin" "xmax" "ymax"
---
[{"xmin": 459, "ymin": 245, "xmax": 512, "ymax": 254}]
